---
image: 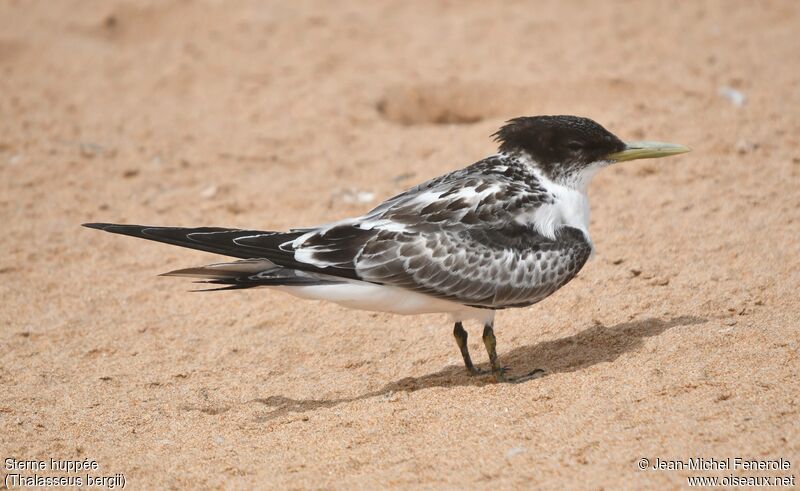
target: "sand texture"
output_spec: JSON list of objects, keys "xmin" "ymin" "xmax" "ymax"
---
[{"xmin": 1, "ymin": 1, "xmax": 799, "ymax": 489}]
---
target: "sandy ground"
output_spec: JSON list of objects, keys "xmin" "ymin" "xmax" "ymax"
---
[{"xmin": 1, "ymin": 1, "xmax": 799, "ymax": 489}]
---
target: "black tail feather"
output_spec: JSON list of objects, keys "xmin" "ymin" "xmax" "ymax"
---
[
  {"xmin": 189, "ymin": 275, "xmax": 336, "ymax": 292},
  {"xmin": 82, "ymin": 224, "xmax": 348, "ymax": 290},
  {"xmin": 83, "ymin": 222, "xmax": 361, "ymax": 281},
  {"xmin": 82, "ymin": 223, "xmax": 297, "ymax": 260}
]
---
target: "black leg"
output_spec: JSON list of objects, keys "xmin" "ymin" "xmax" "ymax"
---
[
  {"xmin": 453, "ymin": 322, "xmax": 480, "ymax": 375},
  {"xmin": 482, "ymin": 322, "xmax": 546, "ymax": 383},
  {"xmin": 482, "ymin": 323, "xmax": 507, "ymax": 382}
]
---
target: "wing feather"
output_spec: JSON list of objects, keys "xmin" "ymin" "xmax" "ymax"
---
[
  {"xmin": 87, "ymin": 154, "xmax": 589, "ymax": 308},
  {"xmin": 288, "ymin": 154, "xmax": 587, "ymax": 308},
  {"xmin": 355, "ymin": 226, "xmax": 591, "ymax": 309}
]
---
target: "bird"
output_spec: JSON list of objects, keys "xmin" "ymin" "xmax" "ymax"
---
[{"xmin": 84, "ymin": 115, "xmax": 689, "ymax": 383}]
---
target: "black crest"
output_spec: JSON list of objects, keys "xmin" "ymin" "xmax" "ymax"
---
[{"xmin": 493, "ymin": 116, "xmax": 625, "ymax": 180}]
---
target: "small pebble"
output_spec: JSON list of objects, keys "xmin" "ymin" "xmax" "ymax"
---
[
  {"xmin": 338, "ymin": 189, "xmax": 375, "ymax": 204},
  {"xmin": 201, "ymin": 185, "xmax": 218, "ymax": 199},
  {"xmin": 80, "ymin": 143, "xmax": 106, "ymax": 158},
  {"xmin": 506, "ymin": 446, "xmax": 527, "ymax": 458},
  {"xmin": 392, "ymin": 172, "xmax": 416, "ymax": 183},
  {"xmin": 718, "ymin": 86, "xmax": 746, "ymax": 107},
  {"xmin": 735, "ymin": 140, "xmax": 758, "ymax": 154}
]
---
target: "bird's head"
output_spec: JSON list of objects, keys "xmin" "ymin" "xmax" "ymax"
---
[{"xmin": 493, "ymin": 115, "xmax": 690, "ymax": 189}]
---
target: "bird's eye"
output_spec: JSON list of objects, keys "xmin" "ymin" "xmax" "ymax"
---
[{"xmin": 566, "ymin": 141, "xmax": 583, "ymax": 151}]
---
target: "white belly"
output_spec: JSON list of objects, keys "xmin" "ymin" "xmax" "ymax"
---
[{"xmin": 273, "ymin": 282, "xmax": 495, "ymax": 324}]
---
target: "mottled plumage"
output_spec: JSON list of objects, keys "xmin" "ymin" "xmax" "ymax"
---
[{"xmin": 85, "ymin": 115, "xmax": 689, "ymax": 382}]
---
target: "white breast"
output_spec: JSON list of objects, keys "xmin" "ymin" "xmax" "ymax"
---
[{"xmin": 518, "ymin": 170, "xmax": 593, "ymax": 247}]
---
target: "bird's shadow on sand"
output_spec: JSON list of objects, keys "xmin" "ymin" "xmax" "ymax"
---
[{"xmin": 250, "ymin": 315, "xmax": 706, "ymax": 421}]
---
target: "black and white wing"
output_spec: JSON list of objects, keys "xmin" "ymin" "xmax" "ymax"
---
[
  {"xmin": 354, "ymin": 225, "xmax": 591, "ymax": 309},
  {"xmin": 292, "ymin": 154, "xmax": 593, "ymax": 308},
  {"xmin": 85, "ymin": 155, "xmax": 592, "ymax": 306}
]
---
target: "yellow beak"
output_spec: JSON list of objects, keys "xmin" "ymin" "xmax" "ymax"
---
[{"xmin": 607, "ymin": 141, "xmax": 691, "ymax": 162}]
